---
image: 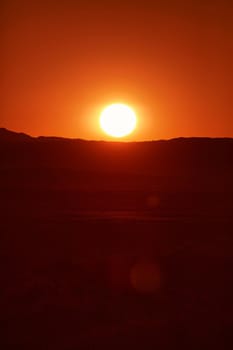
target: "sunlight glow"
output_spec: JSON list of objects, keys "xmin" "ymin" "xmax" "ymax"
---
[{"xmin": 100, "ymin": 103, "xmax": 137, "ymax": 138}]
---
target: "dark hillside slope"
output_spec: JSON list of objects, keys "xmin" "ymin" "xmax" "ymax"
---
[
  {"xmin": 1, "ymin": 128, "xmax": 232, "ymax": 174},
  {"xmin": 0, "ymin": 128, "xmax": 233, "ymax": 216}
]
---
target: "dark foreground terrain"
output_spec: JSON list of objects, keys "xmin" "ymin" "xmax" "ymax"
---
[{"xmin": 1, "ymin": 128, "xmax": 233, "ymax": 349}]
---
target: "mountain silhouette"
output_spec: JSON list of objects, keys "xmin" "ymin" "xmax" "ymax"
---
[
  {"xmin": 1, "ymin": 128, "xmax": 232, "ymax": 215},
  {"xmin": 0, "ymin": 128, "xmax": 33, "ymax": 142},
  {"xmin": 0, "ymin": 128, "xmax": 233, "ymax": 177}
]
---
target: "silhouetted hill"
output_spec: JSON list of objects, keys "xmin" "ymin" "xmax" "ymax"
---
[
  {"xmin": 0, "ymin": 128, "xmax": 233, "ymax": 178},
  {"xmin": 0, "ymin": 127, "xmax": 33, "ymax": 142},
  {"xmin": 0, "ymin": 128, "xmax": 233, "ymax": 218}
]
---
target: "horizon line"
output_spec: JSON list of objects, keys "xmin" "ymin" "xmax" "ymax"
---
[{"xmin": 1, "ymin": 127, "xmax": 233, "ymax": 143}]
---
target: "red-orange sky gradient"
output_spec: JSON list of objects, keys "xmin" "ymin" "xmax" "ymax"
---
[{"xmin": 1, "ymin": 0, "xmax": 232, "ymax": 140}]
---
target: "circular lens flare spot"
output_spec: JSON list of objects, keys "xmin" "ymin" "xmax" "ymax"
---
[{"xmin": 100, "ymin": 103, "xmax": 137, "ymax": 138}]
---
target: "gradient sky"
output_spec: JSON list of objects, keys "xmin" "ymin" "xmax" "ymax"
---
[{"xmin": 1, "ymin": 0, "xmax": 232, "ymax": 140}]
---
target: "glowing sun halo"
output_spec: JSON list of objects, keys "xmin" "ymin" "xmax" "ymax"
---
[{"xmin": 100, "ymin": 103, "xmax": 137, "ymax": 138}]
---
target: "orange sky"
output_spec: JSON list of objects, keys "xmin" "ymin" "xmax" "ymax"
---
[{"xmin": 1, "ymin": 0, "xmax": 232, "ymax": 140}]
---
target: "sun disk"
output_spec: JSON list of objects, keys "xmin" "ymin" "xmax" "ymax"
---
[{"xmin": 100, "ymin": 103, "xmax": 137, "ymax": 138}]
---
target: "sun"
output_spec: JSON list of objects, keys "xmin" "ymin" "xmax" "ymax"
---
[{"xmin": 100, "ymin": 103, "xmax": 137, "ymax": 138}]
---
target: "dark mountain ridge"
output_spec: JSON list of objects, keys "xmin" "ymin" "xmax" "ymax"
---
[
  {"xmin": 0, "ymin": 127, "xmax": 33, "ymax": 142},
  {"xmin": 0, "ymin": 128, "xmax": 232, "ymax": 195},
  {"xmin": 1, "ymin": 128, "xmax": 233, "ymax": 173},
  {"xmin": 1, "ymin": 127, "xmax": 232, "ymax": 143},
  {"xmin": 1, "ymin": 128, "xmax": 232, "ymax": 207}
]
